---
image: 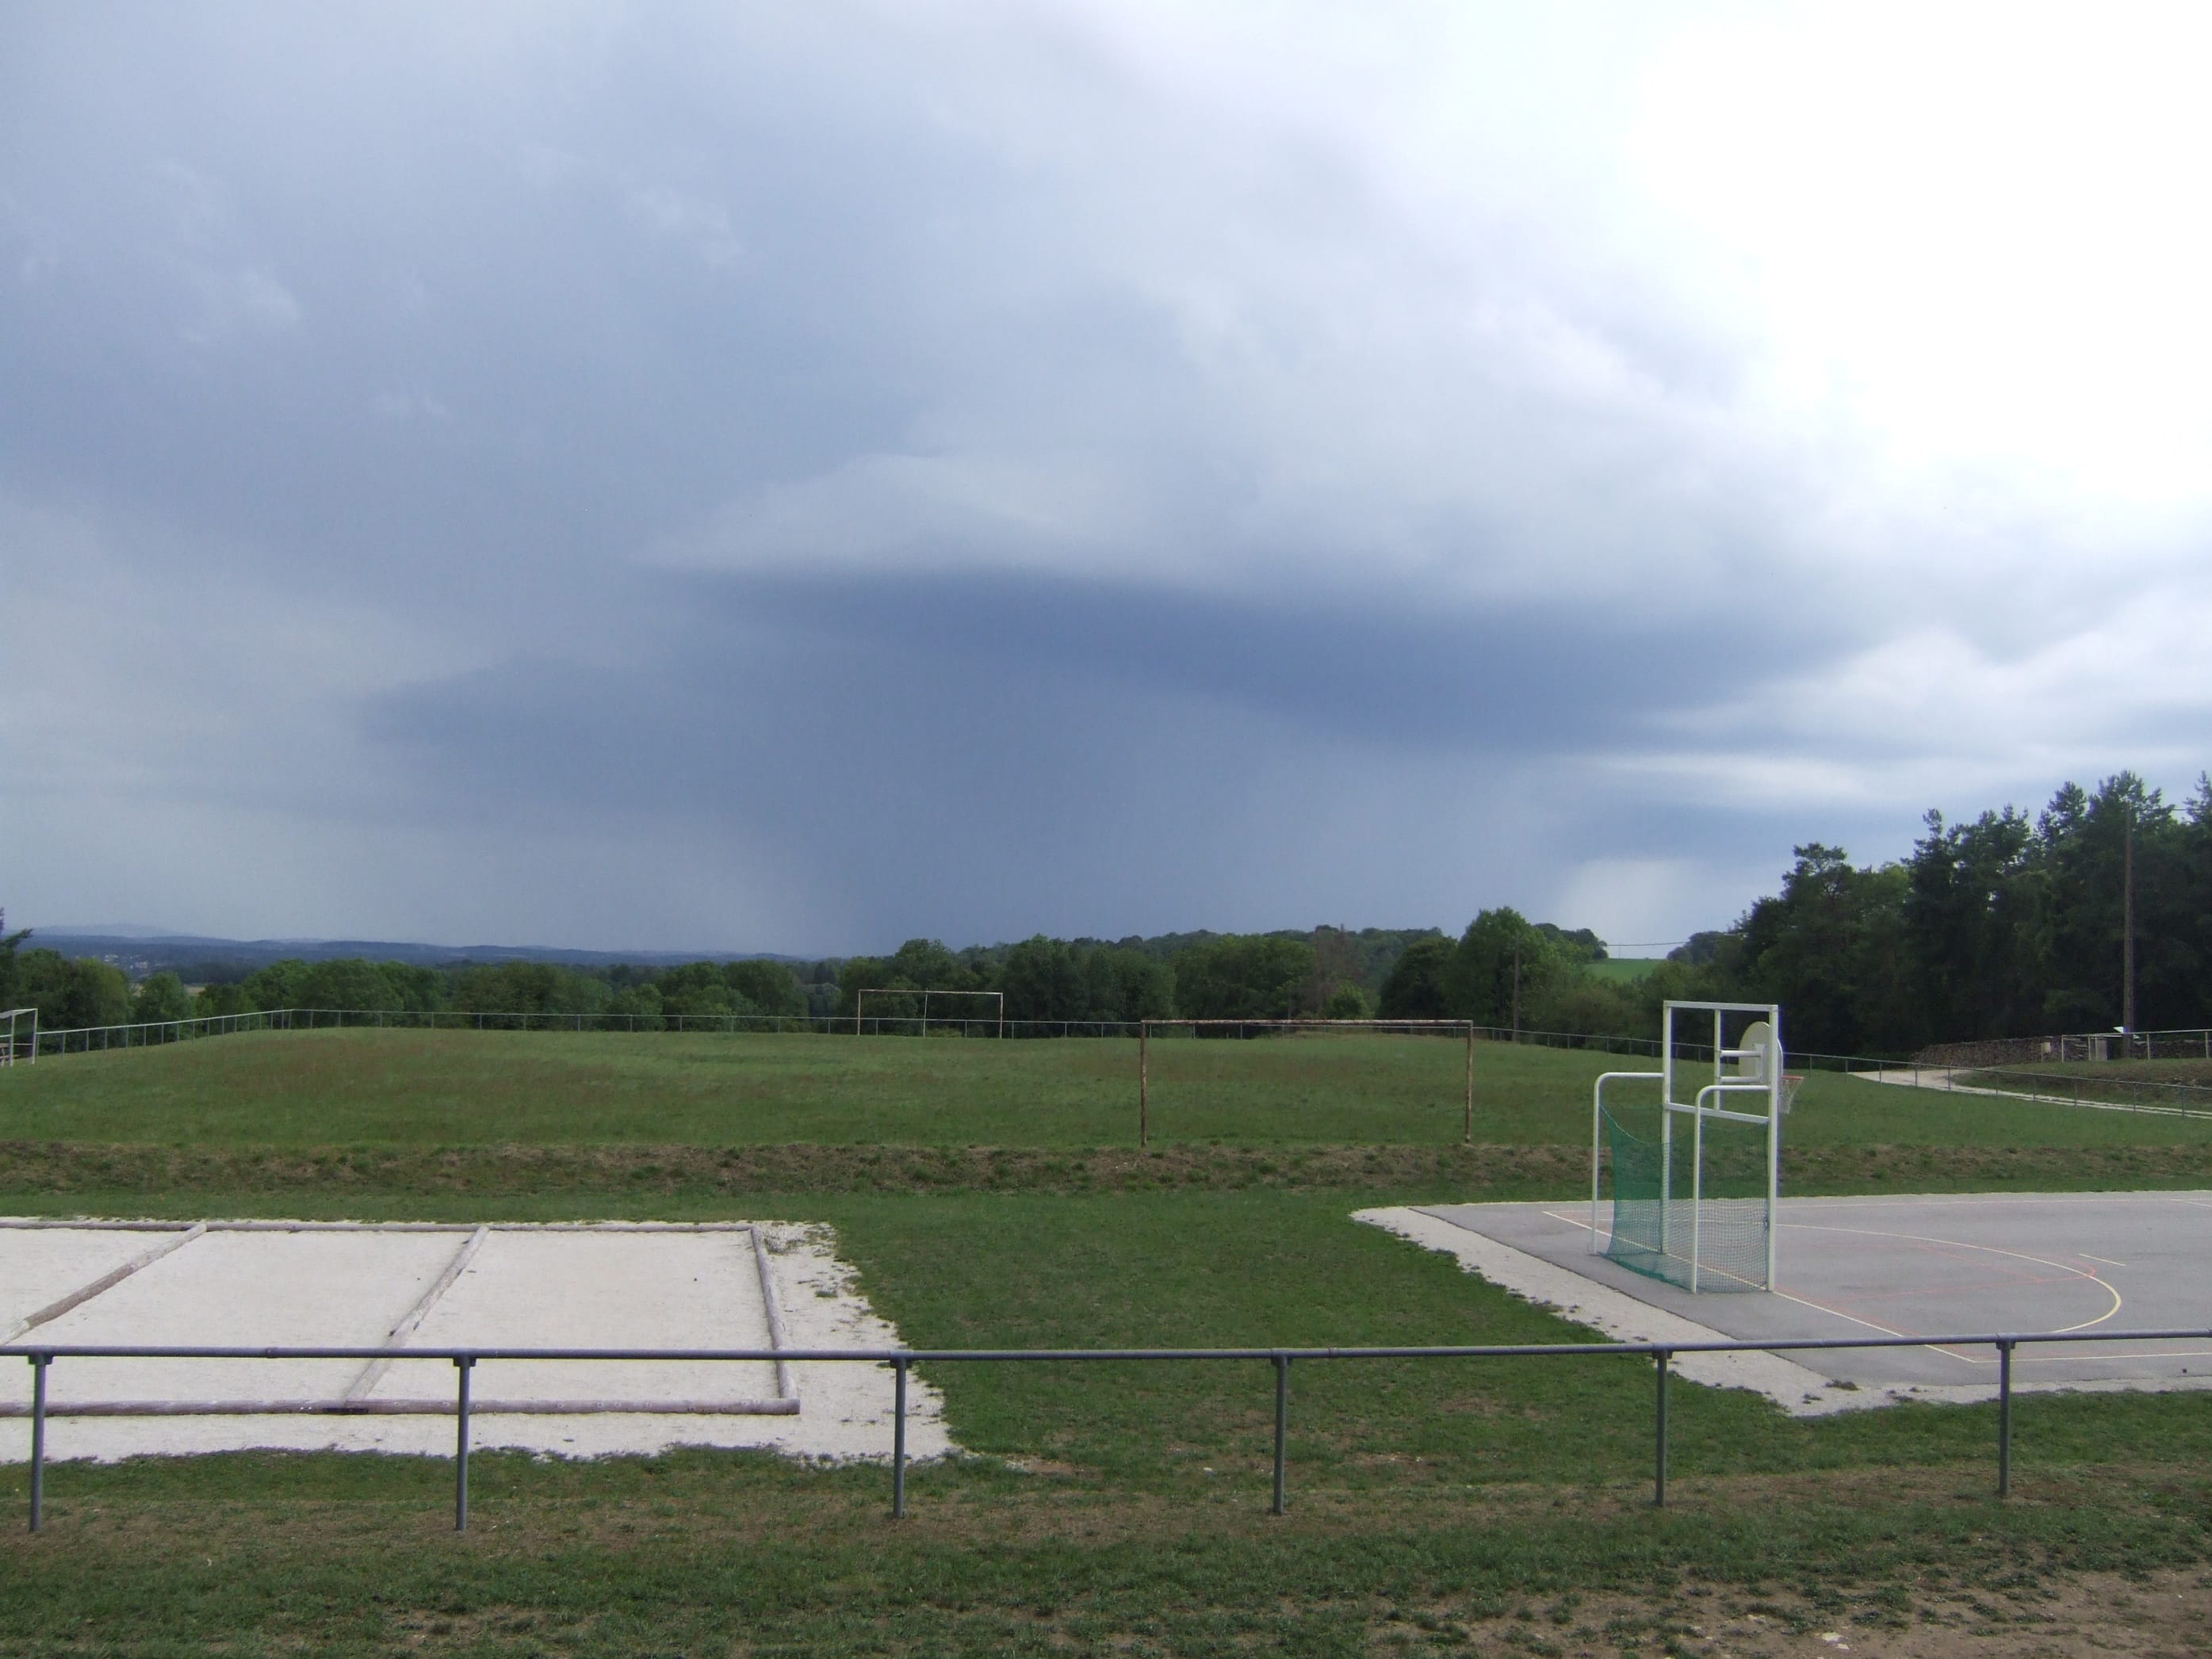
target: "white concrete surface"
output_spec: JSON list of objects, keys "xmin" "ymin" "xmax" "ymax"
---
[{"xmin": 0, "ymin": 1219, "xmax": 955, "ymax": 1466}]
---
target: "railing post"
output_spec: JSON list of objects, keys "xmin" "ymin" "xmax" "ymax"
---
[
  {"xmin": 1272, "ymin": 1355, "xmax": 1290, "ymax": 1515},
  {"xmin": 891, "ymin": 1357, "xmax": 909, "ymax": 1519},
  {"xmin": 28, "ymin": 1354, "xmax": 48, "ymax": 1533},
  {"xmin": 1996, "ymin": 1340, "xmax": 2013, "ymax": 1498},
  {"xmin": 1464, "ymin": 1025, "xmax": 1474, "ymax": 1145},
  {"xmin": 1653, "ymin": 1349, "xmax": 1670, "ymax": 1507},
  {"xmin": 454, "ymin": 1356, "xmax": 474, "ymax": 1531},
  {"xmin": 1139, "ymin": 1022, "xmax": 1149, "ymax": 1148}
]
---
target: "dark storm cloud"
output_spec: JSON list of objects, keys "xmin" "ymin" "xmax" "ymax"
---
[
  {"xmin": 353, "ymin": 568, "xmax": 1855, "ymax": 943},
  {"xmin": 8, "ymin": 2, "xmax": 2210, "ymax": 951}
]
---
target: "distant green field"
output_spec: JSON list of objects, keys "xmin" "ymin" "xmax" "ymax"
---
[{"xmin": 6, "ymin": 1026, "xmax": 2209, "ymax": 1151}]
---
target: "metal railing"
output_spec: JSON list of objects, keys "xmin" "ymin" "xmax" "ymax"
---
[
  {"xmin": 21, "ymin": 1004, "xmax": 1887, "ymax": 1065},
  {"xmin": 9, "ymin": 1325, "xmax": 2206, "ymax": 1533},
  {"xmin": 1919, "ymin": 1027, "xmax": 2212, "ymax": 1068},
  {"xmin": 1945, "ymin": 1065, "xmax": 2212, "ymax": 1118}
]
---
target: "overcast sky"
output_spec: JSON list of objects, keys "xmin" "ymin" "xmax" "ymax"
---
[{"xmin": 8, "ymin": 2, "xmax": 2212, "ymax": 956}]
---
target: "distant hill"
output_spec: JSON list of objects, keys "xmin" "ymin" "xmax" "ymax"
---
[{"xmin": 22, "ymin": 931, "xmax": 807, "ymax": 980}]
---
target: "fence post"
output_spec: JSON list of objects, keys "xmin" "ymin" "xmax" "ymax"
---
[
  {"xmin": 1464, "ymin": 1026, "xmax": 1474, "ymax": 1145},
  {"xmin": 1996, "ymin": 1340, "xmax": 2013, "ymax": 1498},
  {"xmin": 891, "ymin": 1357, "xmax": 909, "ymax": 1519},
  {"xmin": 1653, "ymin": 1350, "xmax": 1670, "ymax": 1507},
  {"xmin": 1272, "ymin": 1355, "xmax": 1290, "ymax": 1515},
  {"xmin": 28, "ymin": 1354, "xmax": 48, "ymax": 1532},
  {"xmin": 1139, "ymin": 1023, "xmax": 1149, "ymax": 1148},
  {"xmin": 454, "ymin": 1356, "xmax": 474, "ymax": 1531}
]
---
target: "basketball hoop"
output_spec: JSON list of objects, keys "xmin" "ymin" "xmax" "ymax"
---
[{"xmin": 1780, "ymin": 1073, "xmax": 1804, "ymax": 1114}]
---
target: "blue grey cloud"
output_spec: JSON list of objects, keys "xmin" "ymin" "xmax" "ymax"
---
[{"xmin": 6, "ymin": 2, "xmax": 2209, "ymax": 953}]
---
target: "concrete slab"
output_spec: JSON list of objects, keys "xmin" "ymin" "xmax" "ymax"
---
[
  {"xmin": 0, "ymin": 1219, "xmax": 955, "ymax": 1466},
  {"xmin": 1363, "ymin": 1191, "xmax": 2212, "ymax": 1409}
]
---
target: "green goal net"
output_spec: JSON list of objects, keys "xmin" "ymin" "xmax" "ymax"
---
[{"xmin": 1600, "ymin": 1101, "xmax": 1772, "ymax": 1293}]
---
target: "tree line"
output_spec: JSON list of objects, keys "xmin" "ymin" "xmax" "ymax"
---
[
  {"xmin": 5, "ymin": 768, "xmax": 2195, "ymax": 1056},
  {"xmin": 0, "ymin": 922, "xmax": 1582, "ymax": 1035},
  {"xmin": 1674, "ymin": 771, "xmax": 2212, "ymax": 1056},
  {"xmin": 0, "ymin": 944, "xmax": 823, "ymax": 1034}
]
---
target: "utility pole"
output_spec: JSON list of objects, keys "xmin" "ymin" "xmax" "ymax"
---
[
  {"xmin": 1510, "ymin": 942, "xmax": 1521, "ymax": 1040},
  {"xmin": 2122, "ymin": 814, "xmax": 2137, "ymax": 1040}
]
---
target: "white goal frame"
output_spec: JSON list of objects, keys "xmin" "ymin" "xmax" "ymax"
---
[
  {"xmin": 853, "ymin": 988, "xmax": 1005, "ymax": 1038},
  {"xmin": 1590, "ymin": 1000, "xmax": 1783, "ymax": 1292},
  {"xmin": 0, "ymin": 1007, "xmax": 34, "ymax": 1066}
]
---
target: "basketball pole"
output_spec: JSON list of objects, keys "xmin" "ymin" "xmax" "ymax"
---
[{"xmin": 1767, "ymin": 1008, "xmax": 1783, "ymax": 1290}]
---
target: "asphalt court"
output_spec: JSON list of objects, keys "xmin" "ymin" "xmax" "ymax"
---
[{"xmin": 1418, "ymin": 1191, "xmax": 2212, "ymax": 1389}]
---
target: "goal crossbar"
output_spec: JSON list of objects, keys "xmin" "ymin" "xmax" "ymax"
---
[{"xmin": 853, "ymin": 988, "xmax": 1005, "ymax": 1038}]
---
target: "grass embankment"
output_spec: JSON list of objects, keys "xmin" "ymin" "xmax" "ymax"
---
[
  {"xmin": 10, "ymin": 1026, "xmax": 2212, "ymax": 1152},
  {"xmin": 4, "ymin": 1030, "xmax": 2211, "ymax": 1652}
]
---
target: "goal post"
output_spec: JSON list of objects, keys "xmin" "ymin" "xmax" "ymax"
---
[
  {"xmin": 1590, "ymin": 1000, "xmax": 1783, "ymax": 1293},
  {"xmin": 0, "ymin": 1007, "xmax": 33, "ymax": 1066},
  {"xmin": 853, "ymin": 988, "xmax": 1005, "ymax": 1038}
]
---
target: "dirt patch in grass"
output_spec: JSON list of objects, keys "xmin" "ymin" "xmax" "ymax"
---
[
  {"xmin": 1405, "ymin": 1565, "xmax": 2212, "ymax": 1658},
  {"xmin": 2, "ymin": 1139, "xmax": 2208, "ymax": 1205}
]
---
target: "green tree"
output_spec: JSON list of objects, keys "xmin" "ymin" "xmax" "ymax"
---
[
  {"xmin": 1000, "ymin": 936, "xmax": 1084, "ymax": 1022},
  {"xmin": 653, "ymin": 961, "xmax": 755, "ymax": 1020},
  {"xmin": 1322, "ymin": 983, "xmax": 1372, "ymax": 1019},
  {"xmin": 1169, "ymin": 935, "xmax": 1314, "ymax": 1021},
  {"xmin": 1378, "ymin": 936, "xmax": 1454, "ymax": 1019},
  {"xmin": 1101, "ymin": 947, "xmax": 1175, "ymax": 1021},
  {"xmin": 193, "ymin": 982, "xmax": 251, "ymax": 1017},
  {"xmin": 1527, "ymin": 973, "xmax": 1640, "ymax": 1040},
  {"xmin": 2027, "ymin": 774, "xmax": 2183, "ymax": 1032},
  {"xmin": 1443, "ymin": 908, "xmax": 1559, "ymax": 1030},
  {"xmin": 294, "ymin": 958, "xmax": 404, "ymax": 1013},
  {"xmin": 0, "ymin": 915, "xmax": 29, "ymax": 1010},
  {"xmin": 242, "ymin": 958, "xmax": 314, "ymax": 1011},
  {"xmin": 1736, "ymin": 845, "xmax": 1917, "ymax": 1055},
  {"xmin": 17, "ymin": 950, "xmax": 132, "ymax": 1029},
  {"xmin": 725, "ymin": 960, "xmax": 805, "ymax": 1017},
  {"xmin": 130, "ymin": 972, "xmax": 193, "ymax": 1023},
  {"xmin": 834, "ymin": 942, "xmax": 977, "ymax": 1019},
  {"xmin": 607, "ymin": 984, "xmax": 665, "ymax": 1030},
  {"xmin": 1904, "ymin": 806, "xmax": 2041, "ymax": 1041},
  {"xmin": 450, "ymin": 962, "xmax": 610, "ymax": 1023}
]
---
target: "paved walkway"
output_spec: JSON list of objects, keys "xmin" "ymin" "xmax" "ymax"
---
[{"xmin": 1858, "ymin": 1067, "xmax": 2212, "ymax": 1120}]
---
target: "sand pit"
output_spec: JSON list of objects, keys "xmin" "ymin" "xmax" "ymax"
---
[{"xmin": 0, "ymin": 1217, "xmax": 954, "ymax": 1465}]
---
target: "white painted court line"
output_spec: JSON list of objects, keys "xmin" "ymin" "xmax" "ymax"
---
[
  {"xmin": 343, "ymin": 1227, "xmax": 488, "ymax": 1405},
  {"xmin": 1, "ymin": 1223, "xmax": 206, "ymax": 1342}
]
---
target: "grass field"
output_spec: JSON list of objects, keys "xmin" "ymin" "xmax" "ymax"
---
[
  {"xmin": 5, "ymin": 1027, "xmax": 2211, "ymax": 1654},
  {"xmin": 10, "ymin": 1026, "xmax": 2212, "ymax": 1152}
]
